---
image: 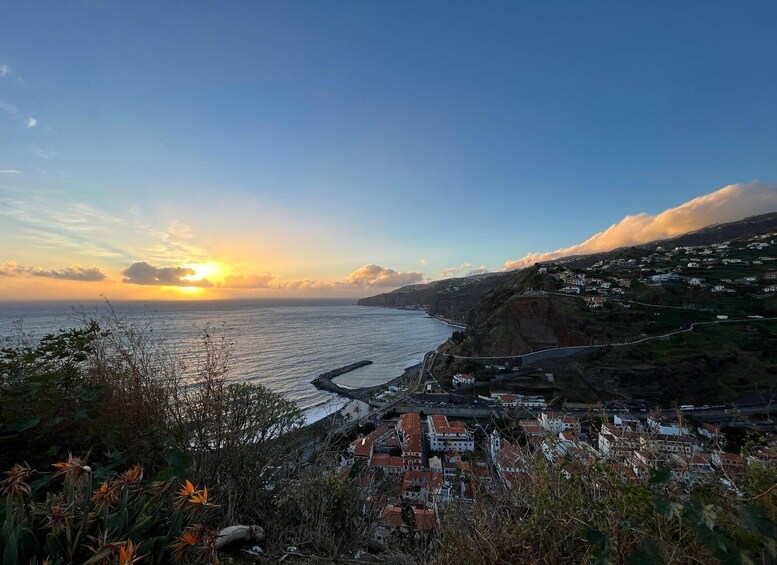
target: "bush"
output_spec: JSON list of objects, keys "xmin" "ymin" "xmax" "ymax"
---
[{"xmin": 0, "ymin": 456, "xmax": 220, "ymax": 564}]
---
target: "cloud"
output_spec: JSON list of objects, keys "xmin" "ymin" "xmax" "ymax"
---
[
  {"xmin": 441, "ymin": 263, "xmax": 470, "ymax": 277},
  {"xmin": 0, "ymin": 169, "xmax": 22, "ymax": 174},
  {"xmin": 121, "ymin": 261, "xmax": 214, "ymax": 287},
  {"xmin": 31, "ymin": 148, "xmax": 56, "ymax": 160},
  {"xmin": 0, "ymin": 99, "xmax": 39, "ymax": 129},
  {"xmin": 343, "ymin": 264, "xmax": 424, "ymax": 287},
  {"xmin": 30, "ymin": 266, "xmax": 106, "ymax": 281},
  {"xmin": 0, "ymin": 261, "xmax": 23, "ymax": 277},
  {"xmin": 0, "ymin": 100, "xmax": 20, "ymax": 117},
  {"xmin": 0, "ymin": 261, "xmax": 106, "ymax": 282},
  {"xmin": 224, "ymin": 264, "xmax": 424, "ymax": 291},
  {"xmin": 419, "ymin": 258, "xmax": 427, "ymax": 266},
  {"xmin": 0, "ymin": 64, "xmax": 10, "ymax": 77},
  {"xmin": 440, "ymin": 263, "xmax": 488, "ymax": 277},
  {"xmin": 502, "ymin": 182, "xmax": 777, "ymax": 270},
  {"xmin": 220, "ymin": 273, "xmax": 275, "ymax": 289}
]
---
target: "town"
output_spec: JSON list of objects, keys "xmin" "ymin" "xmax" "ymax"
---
[{"xmin": 336, "ymin": 396, "xmax": 776, "ymax": 543}]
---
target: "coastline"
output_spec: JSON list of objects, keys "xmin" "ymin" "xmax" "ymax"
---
[
  {"xmin": 303, "ymin": 361, "xmax": 422, "ymax": 430},
  {"xmin": 311, "ymin": 361, "xmax": 422, "ymax": 401},
  {"xmin": 428, "ymin": 314, "xmax": 467, "ymax": 329}
]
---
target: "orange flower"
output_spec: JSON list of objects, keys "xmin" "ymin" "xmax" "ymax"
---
[
  {"xmin": 175, "ymin": 479, "xmax": 196, "ymax": 508},
  {"xmin": 51, "ymin": 454, "xmax": 91, "ymax": 485},
  {"xmin": 170, "ymin": 526, "xmax": 205, "ymax": 563},
  {"xmin": 116, "ymin": 540, "xmax": 144, "ymax": 564},
  {"xmin": 120, "ymin": 464, "xmax": 143, "ymax": 485},
  {"xmin": 188, "ymin": 486, "xmax": 213, "ymax": 506},
  {"xmin": 179, "ymin": 479, "xmax": 196, "ymax": 497},
  {"xmin": 91, "ymin": 481, "xmax": 118, "ymax": 508},
  {"xmin": 0, "ymin": 463, "xmax": 33, "ymax": 497}
]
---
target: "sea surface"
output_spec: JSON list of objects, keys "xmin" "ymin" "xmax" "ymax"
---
[{"xmin": 0, "ymin": 299, "xmax": 453, "ymax": 423}]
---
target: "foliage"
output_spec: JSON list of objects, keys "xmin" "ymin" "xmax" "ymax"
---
[
  {"xmin": 1, "ymin": 313, "xmax": 307, "ymax": 532},
  {"xmin": 0, "ymin": 456, "xmax": 219, "ymax": 564}
]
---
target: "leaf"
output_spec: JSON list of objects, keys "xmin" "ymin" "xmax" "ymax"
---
[
  {"xmin": 83, "ymin": 547, "xmax": 115, "ymax": 564},
  {"xmin": 5, "ymin": 415, "xmax": 40, "ymax": 432},
  {"xmin": 740, "ymin": 503, "xmax": 777, "ymax": 540},
  {"xmin": 125, "ymin": 515, "xmax": 155, "ymax": 539},
  {"xmin": 78, "ymin": 386, "xmax": 101, "ymax": 402},
  {"xmin": 627, "ymin": 540, "xmax": 664, "ymax": 565},
  {"xmin": 30, "ymin": 475, "xmax": 52, "ymax": 495},
  {"xmin": 2, "ymin": 531, "xmax": 19, "ymax": 565},
  {"xmin": 648, "ymin": 465, "xmax": 670, "ymax": 485}
]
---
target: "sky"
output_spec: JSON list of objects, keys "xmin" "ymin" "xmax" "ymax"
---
[{"xmin": 1, "ymin": 1, "xmax": 777, "ymax": 301}]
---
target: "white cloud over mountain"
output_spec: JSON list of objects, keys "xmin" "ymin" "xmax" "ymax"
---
[{"xmin": 502, "ymin": 182, "xmax": 777, "ymax": 270}]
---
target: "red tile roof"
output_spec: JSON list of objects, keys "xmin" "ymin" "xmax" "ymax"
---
[
  {"xmin": 413, "ymin": 508, "xmax": 437, "ymax": 530},
  {"xmin": 370, "ymin": 454, "xmax": 404, "ymax": 469},
  {"xmin": 380, "ymin": 505, "xmax": 404, "ymax": 528}
]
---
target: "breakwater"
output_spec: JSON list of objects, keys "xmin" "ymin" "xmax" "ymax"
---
[{"xmin": 312, "ymin": 360, "xmax": 374, "ymax": 398}]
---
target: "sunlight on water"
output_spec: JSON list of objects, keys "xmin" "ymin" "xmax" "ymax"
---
[{"xmin": 0, "ymin": 300, "xmax": 453, "ymax": 423}]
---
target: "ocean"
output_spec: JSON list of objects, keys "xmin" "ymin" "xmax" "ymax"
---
[{"xmin": 0, "ymin": 299, "xmax": 453, "ymax": 423}]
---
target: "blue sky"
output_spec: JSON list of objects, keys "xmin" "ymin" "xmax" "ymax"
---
[{"xmin": 1, "ymin": 1, "xmax": 777, "ymax": 299}]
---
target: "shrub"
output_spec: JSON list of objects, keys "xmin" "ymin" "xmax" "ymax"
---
[{"xmin": 0, "ymin": 456, "xmax": 220, "ymax": 564}]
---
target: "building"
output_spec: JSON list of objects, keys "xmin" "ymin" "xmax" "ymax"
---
[
  {"xmin": 452, "ymin": 373, "xmax": 475, "ymax": 388},
  {"xmin": 427, "ymin": 414, "xmax": 474, "ymax": 452},
  {"xmin": 540, "ymin": 412, "xmax": 581, "ymax": 434},
  {"xmin": 585, "ymin": 296, "xmax": 606, "ymax": 308},
  {"xmin": 647, "ymin": 415, "xmax": 689, "ymax": 437},
  {"xmin": 650, "ymin": 272, "xmax": 684, "ymax": 284},
  {"xmin": 396, "ymin": 413, "xmax": 425, "ymax": 470}
]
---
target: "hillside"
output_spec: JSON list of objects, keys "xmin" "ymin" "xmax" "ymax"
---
[
  {"xmin": 360, "ymin": 212, "xmax": 777, "ymax": 355},
  {"xmin": 356, "ymin": 271, "xmax": 512, "ymax": 323},
  {"xmin": 551, "ymin": 211, "xmax": 777, "ymax": 270}
]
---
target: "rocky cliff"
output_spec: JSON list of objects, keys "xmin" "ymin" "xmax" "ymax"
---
[
  {"xmin": 357, "ymin": 272, "xmax": 512, "ymax": 323},
  {"xmin": 465, "ymin": 268, "xmax": 593, "ymax": 355}
]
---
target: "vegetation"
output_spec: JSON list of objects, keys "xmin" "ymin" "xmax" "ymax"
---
[
  {"xmin": 405, "ymin": 455, "xmax": 777, "ymax": 565},
  {"xmin": 2, "ymin": 313, "xmax": 777, "ymax": 563}
]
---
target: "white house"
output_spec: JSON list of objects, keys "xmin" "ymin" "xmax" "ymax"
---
[
  {"xmin": 452, "ymin": 373, "xmax": 475, "ymax": 388},
  {"xmin": 427, "ymin": 414, "xmax": 474, "ymax": 452},
  {"xmin": 540, "ymin": 412, "xmax": 581, "ymax": 434}
]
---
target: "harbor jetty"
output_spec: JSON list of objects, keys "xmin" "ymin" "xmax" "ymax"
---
[
  {"xmin": 312, "ymin": 360, "xmax": 422, "ymax": 401},
  {"xmin": 312, "ymin": 360, "xmax": 374, "ymax": 399}
]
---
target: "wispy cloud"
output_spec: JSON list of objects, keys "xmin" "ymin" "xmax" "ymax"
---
[
  {"xmin": 0, "ymin": 169, "xmax": 22, "ymax": 174},
  {"xmin": 220, "ymin": 273, "xmax": 275, "ymax": 289},
  {"xmin": 0, "ymin": 98, "xmax": 39, "ymax": 129},
  {"xmin": 0, "ymin": 261, "xmax": 107, "ymax": 282},
  {"xmin": 0, "ymin": 64, "xmax": 10, "ymax": 77},
  {"xmin": 31, "ymin": 148, "xmax": 57, "ymax": 160},
  {"xmin": 502, "ymin": 182, "xmax": 777, "ymax": 270},
  {"xmin": 220, "ymin": 264, "xmax": 424, "ymax": 291},
  {"xmin": 122, "ymin": 261, "xmax": 214, "ymax": 287},
  {"xmin": 440, "ymin": 263, "xmax": 488, "ymax": 278},
  {"xmin": 0, "ymin": 100, "xmax": 20, "ymax": 117},
  {"xmin": 0, "ymin": 194, "xmax": 212, "ymax": 267}
]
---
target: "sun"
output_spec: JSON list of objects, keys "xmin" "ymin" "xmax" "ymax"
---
[{"xmin": 181, "ymin": 262, "xmax": 223, "ymax": 282}]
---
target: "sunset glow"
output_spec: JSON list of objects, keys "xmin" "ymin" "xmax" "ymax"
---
[{"xmin": 1, "ymin": 3, "xmax": 776, "ymax": 302}]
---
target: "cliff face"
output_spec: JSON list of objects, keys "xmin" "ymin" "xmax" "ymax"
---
[
  {"xmin": 466, "ymin": 268, "xmax": 594, "ymax": 355},
  {"xmin": 357, "ymin": 272, "xmax": 512, "ymax": 323}
]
